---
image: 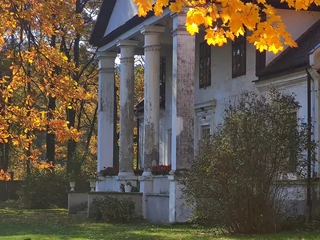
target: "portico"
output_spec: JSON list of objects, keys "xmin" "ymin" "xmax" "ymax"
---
[{"xmin": 92, "ymin": 4, "xmax": 196, "ymax": 222}]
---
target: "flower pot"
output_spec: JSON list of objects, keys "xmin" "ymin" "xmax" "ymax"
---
[
  {"xmin": 69, "ymin": 181, "xmax": 76, "ymax": 192},
  {"xmin": 124, "ymin": 185, "xmax": 132, "ymax": 193},
  {"xmin": 89, "ymin": 180, "xmax": 96, "ymax": 192}
]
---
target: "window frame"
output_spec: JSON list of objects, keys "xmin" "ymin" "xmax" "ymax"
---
[
  {"xmin": 199, "ymin": 41, "xmax": 211, "ymax": 89},
  {"xmin": 200, "ymin": 124, "xmax": 211, "ymax": 140},
  {"xmin": 232, "ymin": 34, "xmax": 247, "ymax": 78},
  {"xmin": 255, "ymin": 12, "xmax": 266, "ymax": 76}
]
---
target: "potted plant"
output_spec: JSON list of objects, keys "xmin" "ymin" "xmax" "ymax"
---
[
  {"xmin": 89, "ymin": 179, "xmax": 96, "ymax": 192},
  {"xmin": 89, "ymin": 172, "xmax": 97, "ymax": 192},
  {"xmin": 124, "ymin": 181, "xmax": 132, "ymax": 193},
  {"xmin": 120, "ymin": 183, "xmax": 125, "ymax": 192},
  {"xmin": 151, "ymin": 164, "xmax": 172, "ymax": 175},
  {"xmin": 99, "ymin": 166, "xmax": 119, "ymax": 177},
  {"xmin": 68, "ymin": 174, "xmax": 77, "ymax": 192},
  {"xmin": 132, "ymin": 180, "xmax": 140, "ymax": 192}
]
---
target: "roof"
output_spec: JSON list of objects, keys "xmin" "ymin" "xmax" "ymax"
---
[
  {"xmin": 89, "ymin": 0, "xmax": 154, "ymax": 47},
  {"xmin": 135, "ymin": 99, "xmax": 144, "ymax": 113},
  {"xmin": 258, "ymin": 19, "xmax": 320, "ymax": 79},
  {"xmin": 90, "ymin": 0, "xmax": 320, "ymax": 48},
  {"xmin": 89, "ymin": 0, "xmax": 116, "ymax": 46}
]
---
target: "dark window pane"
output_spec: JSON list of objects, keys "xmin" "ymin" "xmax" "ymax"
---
[
  {"xmin": 199, "ymin": 41, "xmax": 211, "ymax": 88},
  {"xmin": 232, "ymin": 34, "xmax": 246, "ymax": 78}
]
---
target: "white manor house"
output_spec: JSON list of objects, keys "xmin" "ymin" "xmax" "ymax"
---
[{"xmin": 68, "ymin": 0, "xmax": 320, "ymax": 223}]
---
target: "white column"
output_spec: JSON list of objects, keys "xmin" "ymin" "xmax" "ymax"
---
[
  {"xmin": 117, "ymin": 40, "xmax": 139, "ymax": 177},
  {"xmin": 141, "ymin": 26, "xmax": 165, "ymax": 176},
  {"xmin": 97, "ymin": 51, "xmax": 117, "ymax": 172},
  {"xmin": 169, "ymin": 11, "xmax": 196, "ymax": 223}
]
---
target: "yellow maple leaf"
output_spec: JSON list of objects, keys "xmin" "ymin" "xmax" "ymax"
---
[{"xmin": 186, "ymin": 23, "xmax": 199, "ymax": 35}]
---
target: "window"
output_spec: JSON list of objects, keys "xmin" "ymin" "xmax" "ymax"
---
[
  {"xmin": 232, "ymin": 35, "xmax": 246, "ymax": 78},
  {"xmin": 200, "ymin": 125, "xmax": 211, "ymax": 140},
  {"xmin": 160, "ymin": 56, "xmax": 166, "ymax": 108},
  {"xmin": 256, "ymin": 50, "xmax": 266, "ymax": 76},
  {"xmin": 199, "ymin": 41, "xmax": 211, "ymax": 88},
  {"xmin": 255, "ymin": 12, "xmax": 266, "ymax": 76},
  {"xmin": 167, "ymin": 129, "xmax": 172, "ymax": 165}
]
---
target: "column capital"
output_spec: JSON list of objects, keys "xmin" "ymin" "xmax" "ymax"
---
[
  {"xmin": 171, "ymin": 10, "xmax": 189, "ymax": 37},
  {"xmin": 96, "ymin": 51, "xmax": 118, "ymax": 59},
  {"xmin": 140, "ymin": 25, "xmax": 165, "ymax": 35},
  {"xmin": 97, "ymin": 51, "xmax": 117, "ymax": 69},
  {"xmin": 116, "ymin": 40, "xmax": 139, "ymax": 48},
  {"xmin": 117, "ymin": 40, "xmax": 138, "ymax": 59},
  {"xmin": 141, "ymin": 26, "xmax": 165, "ymax": 48}
]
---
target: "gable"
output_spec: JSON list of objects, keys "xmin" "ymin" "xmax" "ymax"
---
[
  {"xmin": 258, "ymin": 19, "xmax": 320, "ymax": 79},
  {"xmin": 89, "ymin": 0, "xmax": 116, "ymax": 46},
  {"xmin": 105, "ymin": 0, "xmax": 138, "ymax": 36},
  {"xmin": 90, "ymin": 0, "xmax": 156, "ymax": 47}
]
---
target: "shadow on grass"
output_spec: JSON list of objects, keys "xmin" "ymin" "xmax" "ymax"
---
[
  {"xmin": 1, "ymin": 207, "xmax": 320, "ymax": 240},
  {"xmin": 0, "ymin": 208, "xmax": 213, "ymax": 240}
]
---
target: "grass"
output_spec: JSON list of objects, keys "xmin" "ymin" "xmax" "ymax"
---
[{"xmin": 0, "ymin": 206, "xmax": 320, "ymax": 239}]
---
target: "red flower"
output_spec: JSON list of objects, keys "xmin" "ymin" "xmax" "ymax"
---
[
  {"xmin": 100, "ymin": 166, "xmax": 119, "ymax": 176},
  {"xmin": 151, "ymin": 164, "xmax": 171, "ymax": 175}
]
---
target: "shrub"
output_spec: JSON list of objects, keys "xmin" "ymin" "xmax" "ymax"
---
[
  {"xmin": 18, "ymin": 169, "xmax": 69, "ymax": 209},
  {"xmin": 185, "ymin": 89, "xmax": 315, "ymax": 234},
  {"xmin": 91, "ymin": 196, "xmax": 135, "ymax": 222}
]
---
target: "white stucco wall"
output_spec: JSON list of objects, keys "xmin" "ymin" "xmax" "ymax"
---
[
  {"xmin": 109, "ymin": 5, "xmax": 320, "ymax": 171},
  {"xmin": 192, "ymin": 31, "xmax": 258, "ymax": 144},
  {"xmin": 154, "ymin": 10, "xmax": 320, "ymax": 166}
]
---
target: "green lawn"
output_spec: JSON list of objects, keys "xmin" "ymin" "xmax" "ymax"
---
[{"xmin": 0, "ymin": 207, "xmax": 320, "ymax": 240}]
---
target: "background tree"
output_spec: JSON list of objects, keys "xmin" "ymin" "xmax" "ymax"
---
[
  {"xmin": 0, "ymin": 0, "xmax": 99, "ymax": 179},
  {"xmin": 185, "ymin": 89, "xmax": 315, "ymax": 234}
]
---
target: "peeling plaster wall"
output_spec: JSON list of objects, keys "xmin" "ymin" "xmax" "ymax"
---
[
  {"xmin": 192, "ymin": 12, "xmax": 319, "ymax": 149},
  {"xmin": 194, "ymin": 31, "xmax": 257, "ymax": 127}
]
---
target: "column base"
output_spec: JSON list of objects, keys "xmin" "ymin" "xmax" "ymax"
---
[
  {"xmin": 139, "ymin": 175, "xmax": 154, "ymax": 219},
  {"xmin": 168, "ymin": 174, "xmax": 192, "ymax": 223},
  {"xmin": 118, "ymin": 171, "xmax": 135, "ymax": 178},
  {"xmin": 142, "ymin": 171, "xmax": 153, "ymax": 177}
]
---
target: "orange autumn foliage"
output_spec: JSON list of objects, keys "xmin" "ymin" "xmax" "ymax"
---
[
  {"xmin": 131, "ymin": 0, "xmax": 315, "ymax": 54},
  {"xmin": 0, "ymin": 0, "xmax": 93, "ymax": 168},
  {"xmin": 0, "ymin": 169, "xmax": 11, "ymax": 181}
]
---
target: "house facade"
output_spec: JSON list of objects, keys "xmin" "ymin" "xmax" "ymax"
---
[{"xmin": 89, "ymin": 0, "xmax": 320, "ymax": 223}]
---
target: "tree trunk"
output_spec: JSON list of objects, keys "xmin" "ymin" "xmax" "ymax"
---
[
  {"xmin": 66, "ymin": 36, "xmax": 80, "ymax": 174},
  {"xmin": 46, "ymin": 96, "xmax": 56, "ymax": 164},
  {"xmin": 47, "ymin": 35, "xmax": 56, "ymax": 164},
  {"xmin": 66, "ymin": 108, "xmax": 76, "ymax": 173},
  {"xmin": 0, "ymin": 143, "xmax": 10, "ymax": 171}
]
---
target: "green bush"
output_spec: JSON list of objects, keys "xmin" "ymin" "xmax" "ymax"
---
[
  {"xmin": 185, "ymin": 89, "xmax": 315, "ymax": 234},
  {"xmin": 18, "ymin": 169, "xmax": 69, "ymax": 209},
  {"xmin": 91, "ymin": 196, "xmax": 135, "ymax": 222}
]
